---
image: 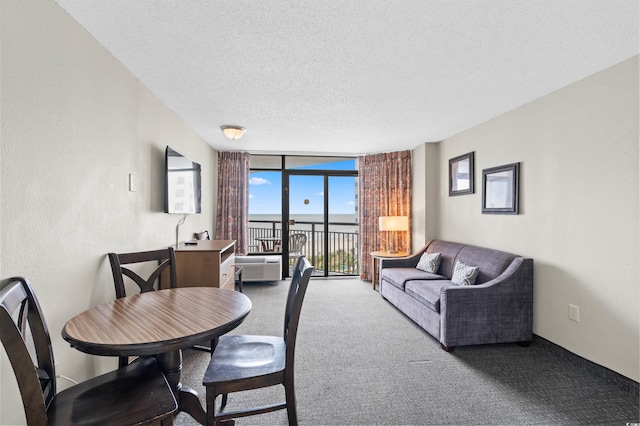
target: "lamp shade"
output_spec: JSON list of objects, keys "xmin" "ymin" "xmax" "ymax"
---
[{"xmin": 378, "ymin": 216, "xmax": 408, "ymax": 232}]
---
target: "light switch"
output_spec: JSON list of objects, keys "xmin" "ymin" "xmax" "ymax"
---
[{"xmin": 129, "ymin": 174, "xmax": 138, "ymax": 192}]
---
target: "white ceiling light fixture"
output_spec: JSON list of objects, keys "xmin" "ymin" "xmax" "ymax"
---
[{"xmin": 221, "ymin": 125, "xmax": 246, "ymax": 140}]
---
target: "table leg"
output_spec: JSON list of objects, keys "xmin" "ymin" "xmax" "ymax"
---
[
  {"xmin": 371, "ymin": 255, "xmax": 377, "ymax": 290},
  {"xmin": 157, "ymin": 350, "xmax": 206, "ymax": 425},
  {"xmin": 234, "ymin": 266, "xmax": 243, "ymax": 293}
]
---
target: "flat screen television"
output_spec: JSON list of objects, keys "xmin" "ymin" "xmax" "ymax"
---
[{"xmin": 164, "ymin": 146, "xmax": 202, "ymax": 214}]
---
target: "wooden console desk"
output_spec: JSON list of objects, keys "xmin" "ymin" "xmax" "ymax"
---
[{"xmin": 164, "ymin": 240, "xmax": 236, "ymax": 290}]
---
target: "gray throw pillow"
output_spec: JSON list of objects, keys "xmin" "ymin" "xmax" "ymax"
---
[
  {"xmin": 451, "ymin": 260, "xmax": 480, "ymax": 286},
  {"xmin": 416, "ymin": 252, "xmax": 441, "ymax": 273}
]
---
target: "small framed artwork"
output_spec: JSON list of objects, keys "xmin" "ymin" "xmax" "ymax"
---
[
  {"xmin": 482, "ymin": 162, "xmax": 520, "ymax": 214},
  {"xmin": 449, "ymin": 152, "xmax": 474, "ymax": 196}
]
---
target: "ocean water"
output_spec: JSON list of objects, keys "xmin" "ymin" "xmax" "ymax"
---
[
  {"xmin": 250, "ymin": 214, "xmax": 358, "ymax": 232},
  {"xmin": 250, "ymin": 213, "xmax": 357, "ymax": 224}
]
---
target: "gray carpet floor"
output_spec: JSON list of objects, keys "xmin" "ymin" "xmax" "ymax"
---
[{"xmin": 175, "ymin": 278, "xmax": 639, "ymax": 425}]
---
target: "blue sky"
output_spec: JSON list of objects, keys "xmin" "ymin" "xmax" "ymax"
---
[{"xmin": 249, "ymin": 159, "xmax": 357, "ymax": 215}]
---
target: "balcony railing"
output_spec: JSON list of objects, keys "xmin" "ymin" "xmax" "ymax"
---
[{"xmin": 248, "ymin": 220, "xmax": 359, "ymax": 276}]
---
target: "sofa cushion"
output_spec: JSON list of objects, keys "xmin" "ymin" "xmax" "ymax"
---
[
  {"xmin": 405, "ymin": 280, "xmax": 452, "ymax": 312},
  {"xmin": 451, "ymin": 260, "xmax": 480, "ymax": 286},
  {"xmin": 381, "ymin": 268, "xmax": 446, "ymax": 291},
  {"xmin": 425, "ymin": 240, "xmax": 465, "ymax": 279},
  {"xmin": 416, "ymin": 252, "xmax": 441, "ymax": 273},
  {"xmin": 456, "ymin": 245, "xmax": 516, "ymax": 284}
]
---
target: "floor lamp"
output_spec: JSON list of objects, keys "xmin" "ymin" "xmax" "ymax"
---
[{"xmin": 379, "ymin": 216, "xmax": 408, "ymax": 253}]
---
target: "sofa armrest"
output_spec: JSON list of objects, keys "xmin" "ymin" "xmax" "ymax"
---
[{"xmin": 439, "ymin": 257, "xmax": 533, "ymax": 347}]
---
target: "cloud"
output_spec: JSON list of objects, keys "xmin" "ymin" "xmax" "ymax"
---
[
  {"xmin": 250, "ymin": 177, "xmax": 271, "ymax": 185},
  {"xmin": 249, "ymin": 194, "xmax": 254, "ymax": 199},
  {"xmin": 317, "ymin": 191, "xmax": 324, "ymax": 196},
  {"xmin": 346, "ymin": 201, "xmax": 355, "ymax": 205}
]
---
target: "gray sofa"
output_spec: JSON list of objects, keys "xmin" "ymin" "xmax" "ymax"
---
[{"xmin": 379, "ymin": 239, "xmax": 533, "ymax": 351}]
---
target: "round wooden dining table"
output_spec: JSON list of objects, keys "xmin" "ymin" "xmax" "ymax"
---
[{"xmin": 62, "ymin": 287, "xmax": 251, "ymax": 425}]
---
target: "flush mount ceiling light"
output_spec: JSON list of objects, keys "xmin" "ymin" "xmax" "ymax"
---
[{"xmin": 221, "ymin": 125, "xmax": 246, "ymax": 140}]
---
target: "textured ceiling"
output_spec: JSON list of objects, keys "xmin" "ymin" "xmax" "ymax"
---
[{"xmin": 54, "ymin": 0, "xmax": 638, "ymax": 155}]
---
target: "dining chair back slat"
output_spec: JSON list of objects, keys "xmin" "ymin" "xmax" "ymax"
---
[{"xmin": 108, "ymin": 247, "xmax": 178, "ymax": 299}]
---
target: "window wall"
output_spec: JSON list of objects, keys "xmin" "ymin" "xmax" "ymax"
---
[{"xmin": 248, "ymin": 155, "xmax": 358, "ymax": 277}]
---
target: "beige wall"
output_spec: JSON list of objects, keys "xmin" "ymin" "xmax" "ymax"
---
[
  {"xmin": 1, "ymin": 1, "xmax": 638, "ymax": 423},
  {"xmin": 414, "ymin": 57, "xmax": 639, "ymax": 381},
  {"xmin": 411, "ymin": 144, "xmax": 428, "ymax": 250},
  {"xmin": 411, "ymin": 143, "xmax": 440, "ymax": 252},
  {"xmin": 1, "ymin": 1, "xmax": 217, "ymax": 423}
]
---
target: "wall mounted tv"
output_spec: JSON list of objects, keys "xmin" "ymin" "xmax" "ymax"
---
[{"xmin": 164, "ymin": 146, "xmax": 202, "ymax": 214}]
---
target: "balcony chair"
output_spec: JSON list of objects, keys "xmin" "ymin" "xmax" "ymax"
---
[
  {"xmin": 0, "ymin": 277, "xmax": 177, "ymax": 425},
  {"xmin": 288, "ymin": 233, "xmax": 307, "ymax": 268},
  {"xmin": 202, "ymin": 256, "xmax": 314, "ymax": 425}
]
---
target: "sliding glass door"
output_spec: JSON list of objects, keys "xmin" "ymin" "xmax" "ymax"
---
[
  {"xmin": 285, "ymin": 169, "xmax": 358, "ymax": 277},
  {"xmin": 249, "ymin": 155, "xmax": 358, "ymax": 278},
  {"xmin": 286, "ymin": 174, "xmax": 325, "ymax": 276}
]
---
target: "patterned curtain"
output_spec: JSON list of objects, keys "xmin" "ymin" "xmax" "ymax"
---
[
  {"xmin": 358, "ymin": 150, "xmax": 412, "ymax": 281},
  {"xmin": 215, "ymin": 151, "xmax": 250, "ymax": 255}
]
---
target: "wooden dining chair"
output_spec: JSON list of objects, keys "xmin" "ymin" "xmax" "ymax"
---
[
  {"xmin": 108, "ymin": 247, "xmax": 177, "ymax": 299},
  {"xmin": 202, "ymin": 256, "xmax": 314, "ymax": 425},
  {"xmin": 288, "ymin": 233, "xmax": 307, "ymax": 267},
  {"xmin": 109, "ymin": 246, "xmax": 216, "ymax": 357},
  {"xmin": 108, "ymin": 247, "xmax": 179, "ymax": 365},
  {"xmin": 0, "ymin": 277, "xmax": 177, "ymax": 426}
]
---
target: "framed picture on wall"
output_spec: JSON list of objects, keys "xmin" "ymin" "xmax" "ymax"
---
[
  {"xmin": 482, "ymin": 162, "xmax": 520, "ymax": 214},
  {"xmin": 448, "ymin": 152, "xmax": 474, "ymax": 196}
]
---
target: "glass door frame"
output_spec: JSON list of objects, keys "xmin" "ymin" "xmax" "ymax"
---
[{"xmin": 283, "ymin": 169, "xmax": 358, "ymax": 278}]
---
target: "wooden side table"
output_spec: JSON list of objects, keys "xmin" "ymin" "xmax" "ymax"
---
[{"xmin": 370, "ymin": 251, "xmax": 409, "ymax": 290}]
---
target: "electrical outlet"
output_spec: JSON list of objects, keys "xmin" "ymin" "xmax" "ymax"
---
[{"xmin": 568, "ymin": 304, "xmax": 580, "ymax": 322}]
